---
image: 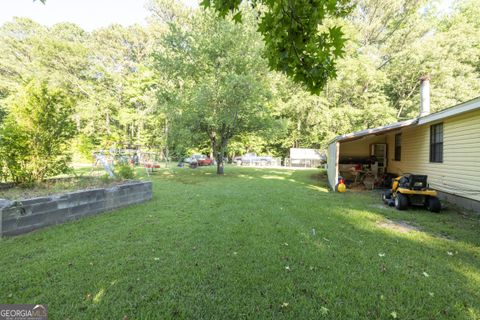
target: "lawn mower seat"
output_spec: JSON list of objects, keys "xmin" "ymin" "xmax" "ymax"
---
[
  {"xmin": 407, "ymin": 175, "xmax": 428, "ymax": 190},
  {"xmin": 397, "ymin": 174, "xmax": 428, "ymax": 190}
]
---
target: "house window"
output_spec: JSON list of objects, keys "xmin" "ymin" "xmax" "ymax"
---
[
  {"xmin": 430, "ymin": 123, "xmax": 443, "ymax": 163},
  {"xmin": 394, "ymin": 133, "xmax": 401, "ymax": 161}
]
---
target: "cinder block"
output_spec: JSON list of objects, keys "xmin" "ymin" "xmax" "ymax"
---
[
  {"xmin": 0, "ymin": 199, "xmax": 12, "ymax": 209},
  {"xmin": 67, "ymin": 190, "xmax": 85, "ymax": 201},
  {"xmin": 57, "ymin": 198, "xmax": 74, "ymax": 210},
  {"xmin": 112, "ymin": 187, "xmax": 127, "ymax": 197},
  {"xmin": 108, "ymin": 200, "xmax": 126, "ymax": 210},
  {"xmin": 44, "ymin": 208, "xmax": 70, "ymax": 225},
  {"xmin": 95, "ymin": 189, "xmax": 107, "ymax": 201},
  {"xmin": 87, "ymin": 200, "xmax": 107, "ymax": 215},
  {"xmin": 2, "ymin": 181, "xmax": 152, "ymax": 236},
  {"xmin": 69, "ymin": 203, "xmax": 90, "ymax": 216},
  {"xmin": 144, "ymin": 190, "xmax": 153, "ymax": 199},
  {"xmin": 31, "ymin": 201, "xmax": 58, "ymax": 214},
  {"xmin": 105, "ymin": 192, "xmax": 116, "ymax": 209},
  {"xmin": 17, "ymin": 212, "xmax": 50, "ymax": 228},
  {"xmin": 2, "ymin": 218, "xmax": 18, "ymax": 233},
  {"xmin": 118, "ymin": 183, "xmax": 141, "ymax": 190},
  {"xmin": 54, "ymin": 193, "xmax": 70, "ymax": 200},
  {"xmin": 5, "ymin": 224, "xmax": 40, "ymax": 236},
  {"xmin": 1, "ymin": 206, "xmax": 30, "ymax": 219},
  {"xmin": 16, "ymin": 197, "xmax": 52, "ymax": 206},
  {"xmin": 68, "ymin": 189, "xmax": 103, "ymax": 205}
]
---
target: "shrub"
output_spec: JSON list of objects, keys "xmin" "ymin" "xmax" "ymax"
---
[
  {"xmin": 0, "ymin": 123, "xmax": 32, "ymax": 184},
  {"xmin": 100, "ymin": 173, "xmax": 113, "ymax": 184},
  {"xmin": 0, "ymin": 80, "xmax": 76, "ymax": 184},
  {"xmin": 72, "ymin": 134, "xmax": 98, "ymax": 162},
  {"xmin": 115, "ymin": 164, "xmax": 135, "ymax": 180}
]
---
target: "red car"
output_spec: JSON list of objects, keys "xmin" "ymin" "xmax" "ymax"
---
[
  {"xmin": 197, "ymin": 156, "xmax": 214, "ymax": 166},
  {"xmin": 184, "ymin": 154, "xmax": 215, "ymax": 166}
]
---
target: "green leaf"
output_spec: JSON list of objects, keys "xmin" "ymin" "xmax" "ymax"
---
[{"xmin": 233, "ymin": 12, "xmax": 242, "ymax": 23}]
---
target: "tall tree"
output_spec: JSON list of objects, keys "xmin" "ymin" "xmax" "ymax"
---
[
  {"xmin": 76, "ymin": 24, "xmax": 158, "ymax": 152},
  {"xmin": 35, "ymin": 0, "xmax": 353, "ymax": 93},
  {"xmin": 155, "ymin": 8, "xmax": 272, "ymax": 174}
]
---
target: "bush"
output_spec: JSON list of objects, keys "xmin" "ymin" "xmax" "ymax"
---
[
  {"xmin": 72, "ymin": 134, "xmax": 98, "ymax": 163},
  {"xmin": 115, "ymin": 164, "xmax": 135, "ymax": 180},
  {"xmin": 0, "ymin": 123, "xmax": 32, "ymax": 184},
  {"xmin": 0, "ymin": 80, "xmax": 76, "ymax": 184}
]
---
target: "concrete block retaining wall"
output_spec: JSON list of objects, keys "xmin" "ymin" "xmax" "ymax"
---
[{"xmin": 0, "ymin": 181, "xmax": 152, "ymax": 237}]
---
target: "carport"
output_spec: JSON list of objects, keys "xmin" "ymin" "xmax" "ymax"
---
[{"xmin": 327, "ymin": 119, "xmax": 417, "ymax": 190}]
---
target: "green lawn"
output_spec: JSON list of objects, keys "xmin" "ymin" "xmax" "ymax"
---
[{"xmin": 1, "ymin": 167, "xmax": 479, "ymax": 319}]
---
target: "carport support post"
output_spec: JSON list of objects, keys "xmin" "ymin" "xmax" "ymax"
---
[{"xmin": 336, "ymin": 142, "xmax": 340, "ymax": 184}]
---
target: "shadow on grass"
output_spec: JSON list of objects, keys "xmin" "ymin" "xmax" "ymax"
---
[{"xmin": 330, "ymin": 205, "xmax": 480, "ymax": 316}]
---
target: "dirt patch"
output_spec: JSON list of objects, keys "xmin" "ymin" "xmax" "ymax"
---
[{"xmin": 377, "ymin": 219, "xmax": 422, "ymax": 233}]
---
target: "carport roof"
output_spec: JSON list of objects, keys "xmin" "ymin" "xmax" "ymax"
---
[
  {"xmin": 329, "ymin": 96, "xmax": 480, "ymax": 145},
  {"xmin": 329, "ymin": 118, "xmax": 418, "ymax": 144}
]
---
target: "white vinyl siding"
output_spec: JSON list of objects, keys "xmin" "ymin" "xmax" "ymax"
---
[{"xmin": 387, "ymin": 109, "xmax": 480, "ymax": 202}]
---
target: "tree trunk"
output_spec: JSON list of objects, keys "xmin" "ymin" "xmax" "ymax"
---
[
  {"xmin": 215, "ymin": 144, "xmax": 225, "ymax": 175},
  {"xmin": 209, "ymin": 139, "xmax": 214, "ymax": 159},
  {"xmin": 216, "ymin": 156, "xmax": 224, "ymax": 174},
  {"xmin": 213, "ymin": 136, "xmax": 228, "ymax": 175}
]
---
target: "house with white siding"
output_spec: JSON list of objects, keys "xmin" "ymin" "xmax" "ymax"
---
[{"xmin": 327, "ymin": 77, "xmax": 480, "ymax": 212}]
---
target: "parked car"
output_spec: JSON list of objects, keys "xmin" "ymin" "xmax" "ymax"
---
[
  {"xmin": 197, "ymin": 157, "xmax": 214, "ymax": 166},
  {"xmin": 183, "ymin": 154, "xmax": 202, "ymax": 164},
  {"xmin": 233, "ymin": 156, "xmax": 242, "ymax": 164},
  {"xmin": 184, "ymin": 154, "xmax": 214, "ymax": 166}
]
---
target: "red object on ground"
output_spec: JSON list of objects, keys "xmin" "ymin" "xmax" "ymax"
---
[{"xmin": 197, "ymin": 158, "xmax": 214, "ymax": 166}]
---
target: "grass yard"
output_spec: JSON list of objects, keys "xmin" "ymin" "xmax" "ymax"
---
[{"xmin": 1, "ymin": 167, "xmax": 479, "ymax": 319}]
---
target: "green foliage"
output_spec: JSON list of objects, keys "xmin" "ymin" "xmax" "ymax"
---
[
  {"xmin": 74, "ymin": 24, "xmax": 158, "ymax": 150},
  {"xmin": 72, "ymin": 134, "xmax": 97, "ymax": 161},
  {"xmin": 0, "ymin": 80, "xmax": 76, "ymax": 184},
  {"xmin": 201, "ymin": 0, "xmax": 353, "ymax": 93},
  {"xmin": 115, "ymin": 164, "xmax": 135, "ymax": 180},
  {"xmin": 349, "ymin": 0, "xmax": 480, "ymax": 118},
  {"xmin": 155, "ymin": 8, "xmax": 272, "ymax": 173},
  {"xmin": 100, "ymin": 173, "xmax": 113, "ymax": 184},
  {"xmin": 3, "ymin": 0, "xmax": 480, "ymax": 165},
  {"xmin": 0, "ymin": 123, "xmax": 31, "ymax": 184}
]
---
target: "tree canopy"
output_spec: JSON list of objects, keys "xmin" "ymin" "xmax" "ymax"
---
[
  {"xmin": 201, "ymin": 0, "xmax": 353, "ymax": 94},
  {"xmin": 1, "ymin": 0, "xmax": 480, "ymax": 178},
  {"xmin": 155, "ymin": 8, "xmax": 273, "ymax": 173}
]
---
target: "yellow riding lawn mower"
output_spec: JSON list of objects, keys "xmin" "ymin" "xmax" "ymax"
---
[{"xmin": 382, "ymin": 174, "xmax": 441, "ymax": 212}]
